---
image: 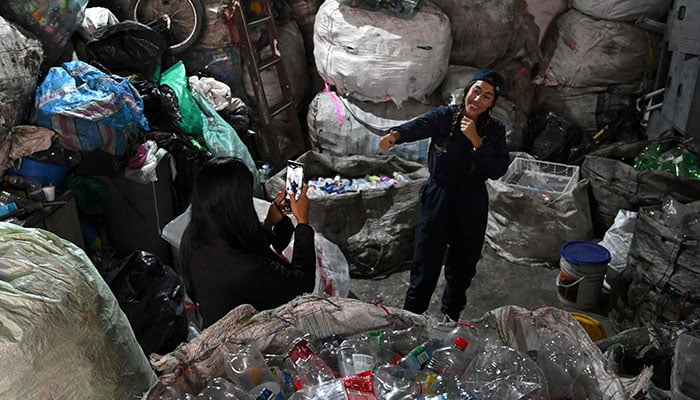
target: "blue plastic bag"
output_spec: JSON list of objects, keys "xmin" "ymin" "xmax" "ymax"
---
[{"xmin": 32, "ymin": 60, "xmax": 150, "ymax": 156}]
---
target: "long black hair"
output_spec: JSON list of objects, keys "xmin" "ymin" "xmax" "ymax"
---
[
  {"xmin": 181, "ymin": 156, "xmax": 269, "ymax": 257},
  {"xmin": 179, "ymin": 157, "xmax": 269, "ymax": 303}
]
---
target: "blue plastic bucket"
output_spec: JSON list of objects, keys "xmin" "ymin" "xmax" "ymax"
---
[
  {"xmin": 9, "ymin": 157, "xmax": 69, "ymax": 188},
  {"xmin": 556, "ymin": 240, "xmax": 611, "ymax": 310}
]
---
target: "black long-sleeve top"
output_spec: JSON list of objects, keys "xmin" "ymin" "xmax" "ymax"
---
[
  {"xmin": 183, "ymin": 217, "xmax": 316, "ymax": 328},
  {"xmin": 393, "ymin": 104, "xmax": 510, "ymax": 194}
]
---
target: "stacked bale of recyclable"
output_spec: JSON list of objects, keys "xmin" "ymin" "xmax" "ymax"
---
[
  {"xmin": 314, "ymin": 0, "xmax": 451, "ymax": 105},
  {"xmin": 534, "ymin": 4, "xmax": 663, "ymax": 136},
  {"xmin": 307, "ymin": 0, "xmax": 451, "ymax": 276},
  {"xmin": 430, "ymin": 0, "xmax": 542, "ymax": 69},
  {"xmin": 0, "ymin": 16, "xmax": 43, "ymax": 138},
  {"xmin": 307, "ymin": 91, "xmax": 432, "ymax": 164},
  {"xmin": 609, "ymin": 198, "xmax": 700, "ymax": 332}
]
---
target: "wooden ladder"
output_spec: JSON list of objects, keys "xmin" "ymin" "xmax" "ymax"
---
[{"xmin": 224, "ymin": 0, "xmax": 305, "ymax": 169}]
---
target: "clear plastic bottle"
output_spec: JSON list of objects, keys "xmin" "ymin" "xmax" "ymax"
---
[
  {"xmin": 194, "ymin": 377, "xmax": 244, "ymax": 400},
  {"xmin": 395, "ymin": 338, "xmax": 442, "ymax": 372},
  {"xmin": 372, "ymin": 364, "xmax": 417, "ymax": 399},
  {"xmin": 392, "ymin": 172, "xmax": 411, "ymax": 185},
  {"xmin": 287, "ymin": 338, "xmax": 338, "ymax": 388},
  {"xmin": 427, "ymin": 336, "xmax": 469, "ymax": 376},
  {"xmin": 376, "ymin": 326, "xmax": 430, "ymax": 357},
  {"xmin": 337, "ymin": 338, "xmax": 375, "ymax": 376},
  {"xmin": 224, "ymin": 343, "xmax": 285, "ymax": 400}
]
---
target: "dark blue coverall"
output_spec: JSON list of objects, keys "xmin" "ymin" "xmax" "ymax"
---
[{"xmin": 391, "ymin": 104, "xmax": 510, "ymax": 321}]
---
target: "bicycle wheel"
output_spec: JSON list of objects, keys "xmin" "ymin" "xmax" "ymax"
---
[{"xmin": 133, "ymin": 0, "xmax": 205, "ymax": 53}]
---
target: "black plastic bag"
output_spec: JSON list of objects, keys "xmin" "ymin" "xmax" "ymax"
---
[
  {"xmin": 147, "ymin": 131, "xmax": 212, "ymax": 213},
  {"xmin": 103, "ymin": 251, "xmax": 188, "ymax": 356},
  {"xmin": 524, "ymin": 111, "xmax": 596, "ymax": 165},
  {"xmin": 87, "ymin": 20, "xmax": 167, "ymax": 78},
  {"xmin": 132, "ymin": 79, "xmax": 183, "ymax": 134}
]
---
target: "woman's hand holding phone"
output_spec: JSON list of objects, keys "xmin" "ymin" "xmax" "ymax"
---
[{"xmin": 289, "ymin": 184, "xmax": 309, "ymax": 224}]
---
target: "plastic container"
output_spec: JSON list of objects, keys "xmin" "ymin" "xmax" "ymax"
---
[
  {"xmin": 337, "ymin": 339, "xmax": 375, "ymax": 377},
  {"xmin": 396, "ymin": 339, "xmax": 442, "ymax": 372},
  {"xmin": 556, "ymin": 240, "xmax": 611, "ymax": 310},
  {"xmin": 9, "ymin": 157, "xmax": 69, "ymax": 188},
  {"xmin": 427, "ymin": 337, "xmax": 469, "ymax": 376},
  {"xmin": 224, "ymin": 343, "xmax": 286, "ymax": 400},
  {"xmin": 570, "ymin": 312, "xmax": 607, "ymax": 341},
  {"xmin": 500, "ymin": 157, "xmax": 579, "ymax": 199},
  {"xmin": 671, "ymin": 334, "xmax": 700, "ymax": 400},
  {"xmin": 288, "ymin": 338, "xmax": 338, "ymax": 388}
]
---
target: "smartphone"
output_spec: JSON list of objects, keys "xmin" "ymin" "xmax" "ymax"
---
[{"xmin": 282, "ymin": 160, "xmax": 304, "ymax": 212}]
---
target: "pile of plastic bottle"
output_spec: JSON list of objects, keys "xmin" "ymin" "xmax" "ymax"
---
[
  {"xmin": 633, "ymin": 143, "xmax": 700, "ymax": 179},
  {"xmin": 306, "ymin": 172, "xmax": 411, "ymax": 198},
  {"xmin": 159, "ymin": 320, "xmax": 601, "ymax": 399}
]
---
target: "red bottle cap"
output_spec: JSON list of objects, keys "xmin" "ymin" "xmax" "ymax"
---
[{"xmin": 454, "ymin": 336, "xmax": 468, "ymax": 350}]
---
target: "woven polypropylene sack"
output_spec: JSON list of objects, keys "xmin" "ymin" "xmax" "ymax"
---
[
  {"xmin": 307, "ymin": 89, "xmax": 431, "ymax": 164},
  {"xmin": 265, "ymin": 151, "xmax": 429, "ymax": 278},
  {"xmin": 540, "ymin": 9, "xmax": 660, "ymax": 87},
  {"xmin": 0, "ymin": 222, "xmax": 156, "ymax": 399},
  {"xmin": 314, "ymin": 0, "xmax": 450, "ymax": 105},
  {"xmin": 0, "ymin": 16, "xmax": 43, "ymax": 139},
  {"xmin": 570, "ymin": 0, "xmax": 671, "ymax": 21}
]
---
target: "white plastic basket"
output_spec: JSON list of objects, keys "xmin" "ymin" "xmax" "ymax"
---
[{"xmin": 500, "ymin": 157, "xmax": 580, "ymax": 198}]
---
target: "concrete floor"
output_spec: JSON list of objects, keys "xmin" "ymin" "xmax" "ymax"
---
[{"xmin": 349, "ymin": 243, "xmax": 614, "ymax": 336}]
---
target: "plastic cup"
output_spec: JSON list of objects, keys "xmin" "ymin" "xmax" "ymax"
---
[{"xmin": 42, "ymin": 185, "xmax": 56, "ymax": 202}]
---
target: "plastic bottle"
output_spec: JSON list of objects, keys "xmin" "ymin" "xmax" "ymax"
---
[
  {"xmin": 337, "ymin": 338, "xmax": 375, "ymax": 376},
  {"xmin": 395, "ymin": 338, "xmax": 442, "ymax": 372},
  {"xmin": 444, "ymin": 323, "xmax": 480, "ymax": 368},
  {"xmin": 194, "ymin": 377, "xmax": 244, "ymax": 400},
  {"xmin": 368, "ymin": 331, "xmax": 402, "ymax": 367},
  {"xmin": 372, "ymin": 364, "xmax": 416, "ymax": 399},
  {"xmin": 224, "ymin": 343, "xmax": 286, "ymax": 400},
  {"xmin": 0, "ymin": 190, "xmax": 22, "ymax": 205},
  {"xmin": 287, "ymin": 338, "xmax": 338, "ymax": 388},
  {"xmin": 427, "ymin": 336, "xmax": 469, "ymax": 376},
  {"xmin": 6, "ymin": 175, "xmax": 44, "ymax": 202},
  {"xmin": 375, "ymin": 326, "xmax": 430, "ymax": 357},
  {"xmin": 392, "ymin": 172, "xmax": 411, "ymax": 185}
]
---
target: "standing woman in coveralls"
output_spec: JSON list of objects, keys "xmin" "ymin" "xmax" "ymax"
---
[{"xmin": 379, "ymin": 69, "xmax": 510, "ymax": 321}]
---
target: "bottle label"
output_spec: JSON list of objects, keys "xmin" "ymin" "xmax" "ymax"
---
[
  {"xmin": 350, "ymin": 353, "xmax": 375, "ymax": 374},
  {"xmin": 342, "ymin": 371, "xmax": 377, "ymax": 400},
  {"xmin": 409, "ymin": 345, "xmax": 431, "ymax": 368}
]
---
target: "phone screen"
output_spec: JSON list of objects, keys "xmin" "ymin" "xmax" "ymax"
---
[{"xmin": 283, "ymin": 161, "xmax": 304, "ymax": 212}]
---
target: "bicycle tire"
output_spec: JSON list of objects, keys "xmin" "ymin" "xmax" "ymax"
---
[{"xmin": 133, "ymin": 0, "xmax": 205, "ymax": 53}]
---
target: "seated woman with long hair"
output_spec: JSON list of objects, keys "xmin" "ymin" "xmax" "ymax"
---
[{"xmin": 180, "ymin": 157, "xmax": 315, "ymax": 328}]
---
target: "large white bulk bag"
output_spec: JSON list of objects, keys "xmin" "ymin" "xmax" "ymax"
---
[
  {"xmin": 314, "ymin": 0, "xmax": 451, "ymax": 105},
  {"xmin": 307, "ymin": 90, "xmax": 431, "ymax": 163},
  {"xmin": 243, "ymin": 19, "xmax": 309, "ymax": 110},
  {"xmin": 524, "ymin": 0, "xmax": 567, "ymax": 44},
  {"xmin": 430, "ymin": 0, "xmax": 540, "ymax": 68},
  {"xmin": 570, "ymin": 0, "xmax": 671, "ymax": 22},
  {"xmin": 0, "ymin": 16, "xmax": 43, "ymax": 138},
  {"xmin": 437, "ymin": 65, "xmax": 528, "ymax": 151},
  {"xmin": 0, "ymin": 222, "xmax": 156, "ymax": 399},
  {"xmin": 540, "ymin": 9, "xmax": 661, "ymax": 87}
]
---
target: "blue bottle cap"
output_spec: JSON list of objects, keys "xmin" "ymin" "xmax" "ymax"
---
[{"xmin": 560, "ymin": 240, "xmax": 611, "ymax": 265}]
